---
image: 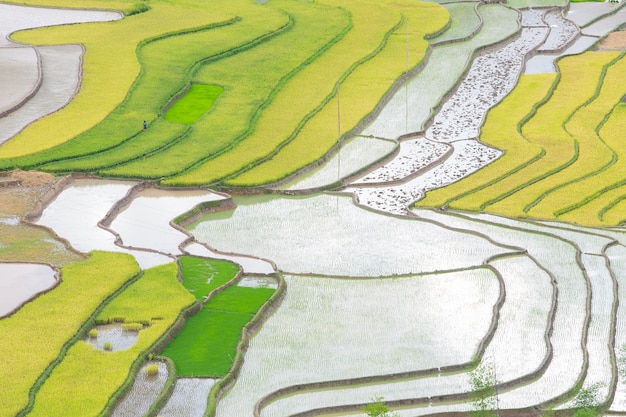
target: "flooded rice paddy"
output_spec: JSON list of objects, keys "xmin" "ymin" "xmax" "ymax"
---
[{"xmin": 4, "ymin": 1, "xmax": 626, "ymax": 415}]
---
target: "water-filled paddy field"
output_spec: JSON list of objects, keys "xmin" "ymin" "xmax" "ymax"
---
[{"xmin": 4, "ymin": 0, "xmax": 626, "ymax": 416}]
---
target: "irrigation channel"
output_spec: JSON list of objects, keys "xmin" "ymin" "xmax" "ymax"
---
[{"xmin": 4, "ymin": 1, "xmax": 626, "ymax": 417}]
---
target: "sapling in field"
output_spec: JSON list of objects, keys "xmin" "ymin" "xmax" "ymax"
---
[
  {"xmin": 362, "ymin": 397, "xmax": 399, "ymax": 417},
  {"xmin": 469, "ymin": 362, "xmax": 498, "ymax": 417}
]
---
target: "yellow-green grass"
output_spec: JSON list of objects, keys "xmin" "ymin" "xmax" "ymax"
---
[
  {"xmin": 0, "ymin": 251, "xmax": 140, "ymax": 417},
  {"xmin": 161, "ymin": 0, "xmax": 448, "ymax": 186},
  {"xmin": 480, "ymin": 52, "xmax": 617, "ymax": 218},
  {"xmin": 417, "ymin": 73, "xmax": 557, "ymax": 210},
  {"xmin": 0, "ymin": 3, "xmax": 236, "ymax": 161},
  {"xmin": 0, "ymin": 222, "xmax": 83, "ymax": 265},
  {"xmin": 6, "ymin": 0, "xmax": 145, "ymax": 15},
  {"xmin": 26, "ymin": 263, "xmax": 195, "ymax": 417},
  {"xmin": 558, "ymin": 103, "xmax": 626, "ymax": 226},
  {"xmin": 526, "ymin": 53, "xmax": 626, "ymax": 218},
  {"xmin": 162, "ymin": 285, "xmax": 275, "ymax": 377},
  {"xmin": 225, "ymin": 0, "xmax": 447, "ymax": 187},
  {"xmin": 98, "ymin": 0, "xmax": 351, "ymax": 180},
  {"xmin": 164, "ymin": 84, "xmax": 223, "ymax": 125},
  {"xmin": 18, "ymin": 2, "xmax": 289, "ymax": 171}
]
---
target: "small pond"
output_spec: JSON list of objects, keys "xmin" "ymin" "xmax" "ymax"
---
[{"xmin": 84, "ymin": 323, "xmax": 142, "ymax": 352}]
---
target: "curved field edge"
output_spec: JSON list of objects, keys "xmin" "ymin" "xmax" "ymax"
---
[
  {"xmin": 26, "ymin": 7, "xmax": 294, "ymax": 172},
  {"xmin": 0, "ymin": 4, "xmax": 288, "ymax": 168}
]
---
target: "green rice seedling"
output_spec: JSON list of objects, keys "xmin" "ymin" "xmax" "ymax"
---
[
  {"xmin": 418, "ymin": 73, "xmax": 556, "ymax": 211},
  {"xmin": 179, "ymin": 256, "xmax": 240, "ymax": 300},
  {"xmin": 24, "ymin": 263, "xmax": 195, "ymax": 417},
  {"xmin": 162, "ymin": 285, "xmax": 274, "ymax": 377},
  {"xmin": 88, "ymin": 329, "xmax": 98, "ymax": 339},
  {"xmin": 164, "ymin": 84, "xmax": 224, "ymax": 125},
  {"xmin": 103, "ymin": 341, "xmax": 114, "ymax": 351},
  {"xmin": 144, "ymin": 363, "xmax": 159, "ymax": 376},
  {"xmin": 0, "ymin": 251, "xmax": 139, "ymax": 417}
]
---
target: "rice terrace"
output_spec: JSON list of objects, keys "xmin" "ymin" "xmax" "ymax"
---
[{"xmin": 5, "ymin": 0, "xmax": 626, "ymax": 416}]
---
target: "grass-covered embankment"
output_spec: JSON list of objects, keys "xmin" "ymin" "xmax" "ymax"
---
[
  {"xmin": 23, "ymin": 262, "xmax": 195, "ymax": 417},
  {"xmin": 0, "ymin": 251, "xmax": 140, "ymax": 417}
]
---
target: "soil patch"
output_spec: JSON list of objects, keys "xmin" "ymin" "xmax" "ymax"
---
[
  {"xmin": 595, "ymin": 30, "xmax": 626, "ymax": 51},
  {"xmin": 0, "ymin": 171, "xmax": 57, "ymax": 215}
]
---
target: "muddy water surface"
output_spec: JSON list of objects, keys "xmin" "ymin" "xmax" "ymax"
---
[
  {"xmin": 0, "ymin": 263, "xmax": 56, "ymax": 317},
  {"xmin": 36, "ymin": 179, "xmax": 173, "ymax": 268}
]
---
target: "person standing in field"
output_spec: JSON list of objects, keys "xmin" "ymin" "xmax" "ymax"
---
[{"xmin": 143, "ymin": 120, "xmax": 147, "ymax": 131}]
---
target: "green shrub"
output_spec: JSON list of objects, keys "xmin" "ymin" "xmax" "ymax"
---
[
  {"xmin": 103, "ymin": 342, "xmax": 113, "ymax": 351},
  {"xmin": 88, "ymin": 329, "xmax": 98, "ymax": 338},
  {"xmin": 144, "ymin": 364, "xmax": 159, "ymax": 376}
]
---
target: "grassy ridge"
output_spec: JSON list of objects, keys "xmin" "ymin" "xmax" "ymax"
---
[
  {"xmin": 25, "ymin": 263, "xmax": 195, "ymax": 417},
  {"xmin": 165, "ymin": 0, "xmax": 448, "ymax": 186},
  {"xmin": 0, "ymin": 251, "xmax": 140, "ymax": 417},
  {"xmin": 224, "ymin": 0, "xmax": 448, "ymax": 187},
  {"xmin": 417, "ymin": 74, "xmax": 556, "ymax": 210},
  {"xmin": 0, "ymin": 3, "xmax": 236, "ymax": 161},
  {"xmin": 162, "ymin": 285, "xmax": 275, "ymax": 377}
]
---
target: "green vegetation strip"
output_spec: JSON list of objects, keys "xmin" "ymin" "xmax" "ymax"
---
[
  {"xmin": 164, "ymin": 84, "xmax": 223, "ymax": 125},
  {"xmin": 26, "ymin": 262, "xmax": 195, "ymax": 417},
  {"xmin": 0, "ymin": 251, "xmax": 140, "ymax": 417},
  {"xmin": 162, "ymin": 285, "xmax": 275, "ymax": 377}
]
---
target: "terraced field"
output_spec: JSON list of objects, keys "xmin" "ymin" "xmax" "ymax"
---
[{"xmin": 4, "ymin": 1, "xmax": 626, "ymax": 417}]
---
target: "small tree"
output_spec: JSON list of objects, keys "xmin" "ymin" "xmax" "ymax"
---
[
  {"xmin": 469, "ymin": 362, "xmax": 498, "ymax": 417},
  {"xmin": 572, "ymin": 382, "xmax": 603, "ymax": 417},
  {"xmin": 362, "ymin": 397, "xmax": 400, "ymax": 417}
]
